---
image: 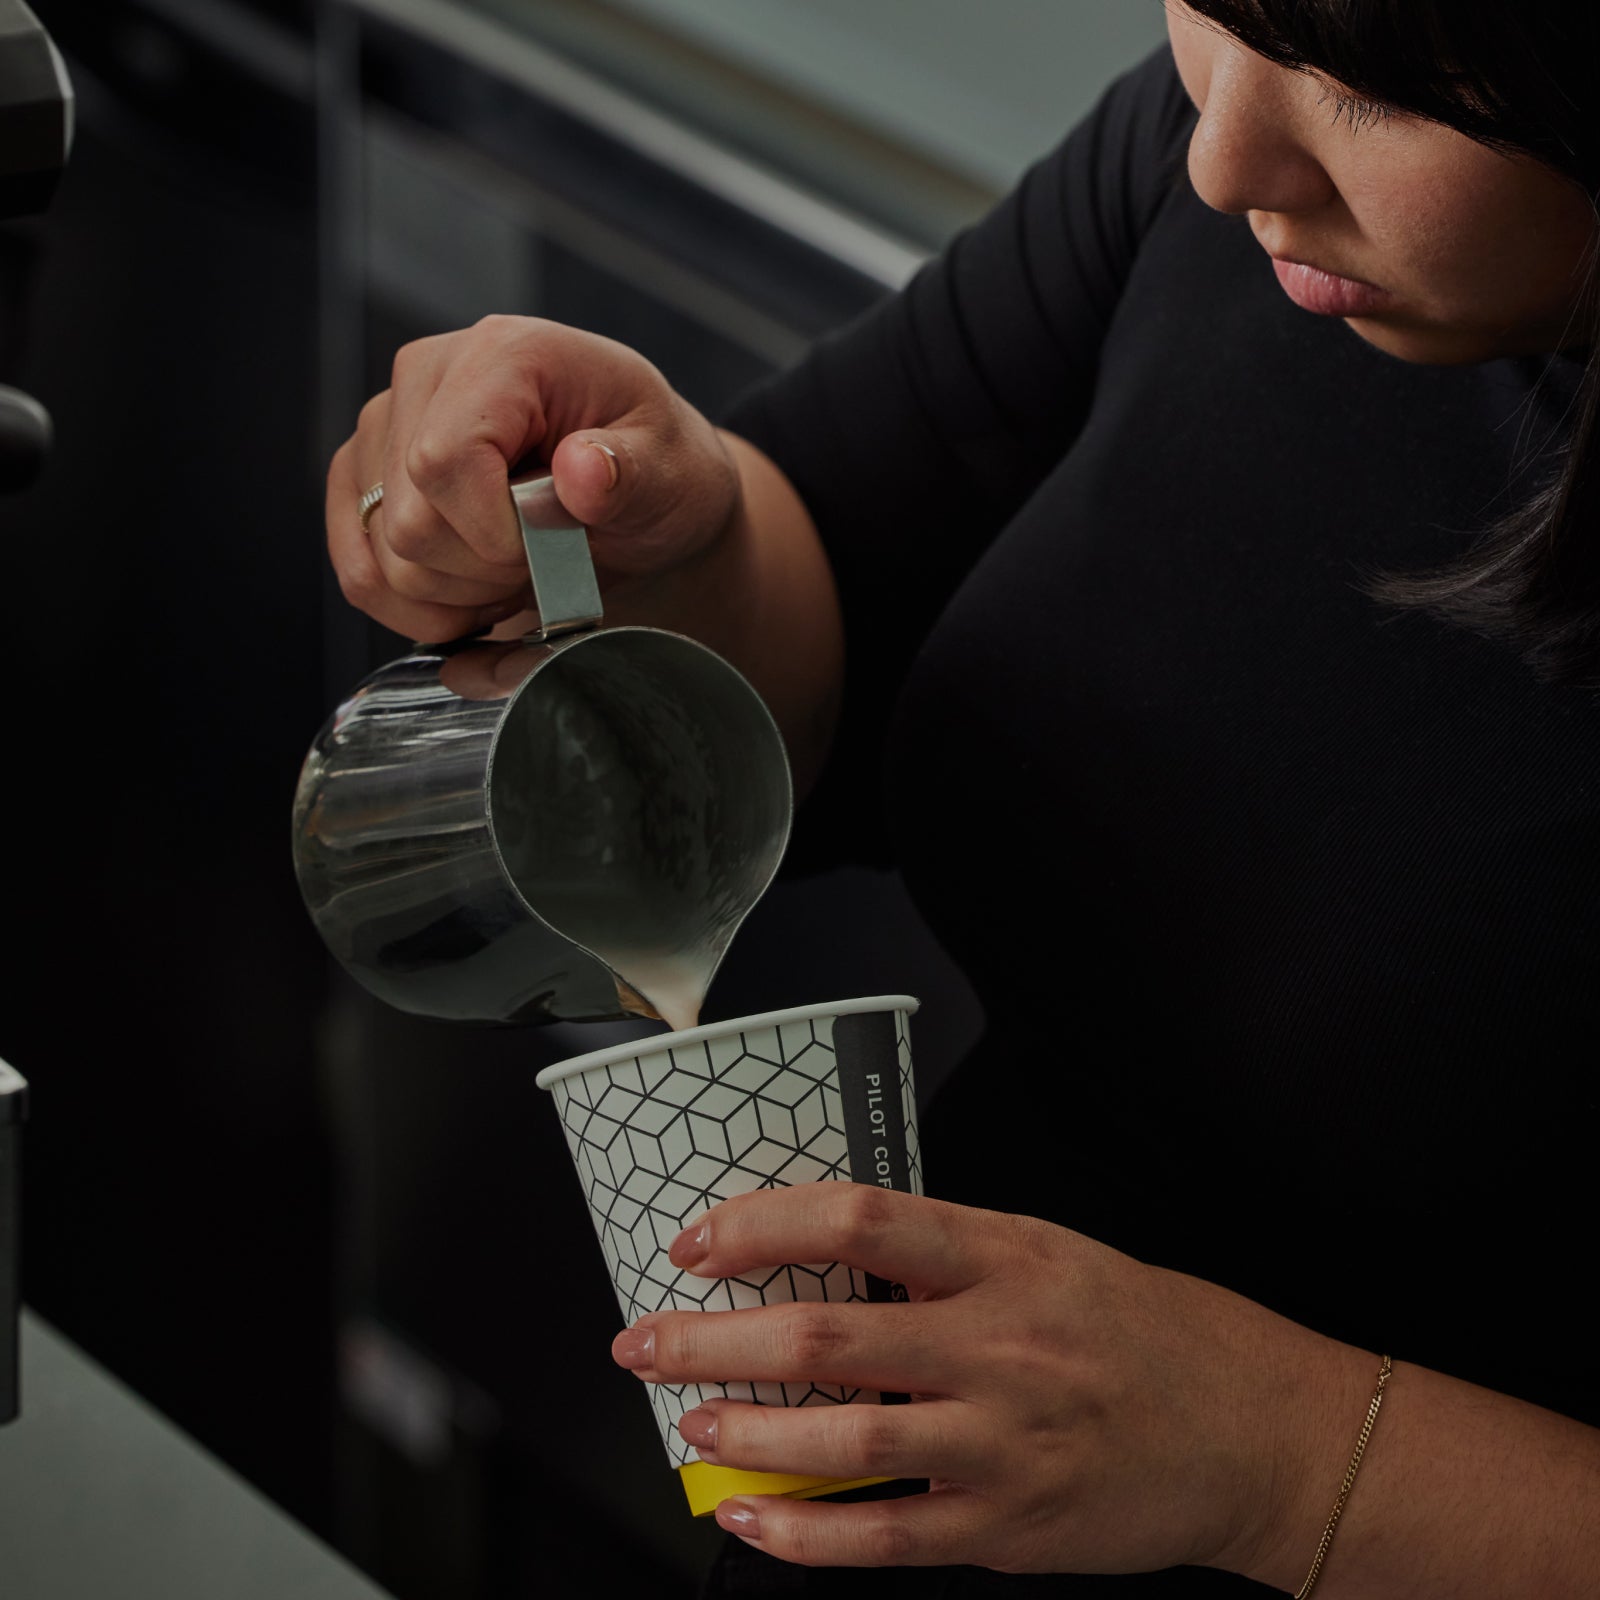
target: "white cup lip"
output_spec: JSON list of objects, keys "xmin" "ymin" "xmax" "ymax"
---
[{"xmin": 534, "ymin": 994, "xmax": 922, "ymax": 1089}]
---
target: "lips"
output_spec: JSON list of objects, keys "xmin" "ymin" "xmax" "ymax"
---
[{"xmin": 1271, "ymin": 256, "xmax": 1391, "ymax": 317}]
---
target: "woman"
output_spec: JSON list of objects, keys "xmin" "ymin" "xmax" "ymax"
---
[{"xmin": 326, "ymin": 2, "xmax": 1600, "ymax": 1593}]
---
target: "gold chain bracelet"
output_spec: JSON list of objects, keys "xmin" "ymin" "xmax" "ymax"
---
[{"xmin": 1293, "ymin": 1355, "xmax": 1393, "ymax": 1599}]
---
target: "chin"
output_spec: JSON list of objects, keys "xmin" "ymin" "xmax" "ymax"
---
[{"xmin": 1344, "ymin": 316, "xmax": 1567, "ymax": 367}]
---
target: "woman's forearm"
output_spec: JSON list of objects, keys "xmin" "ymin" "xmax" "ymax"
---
[
  {"xmin": 596, "ymin": 430, "xmax": 845, "ymax": 799},
  {"xmin": 1237, "ymin": 1346, "xmax": 1600, "ymax": 1596}
]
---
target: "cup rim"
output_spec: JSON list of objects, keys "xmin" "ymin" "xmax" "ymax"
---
[{"xmin": 534, "ymin": 994, "xmax": 921, "ymax": 1089}]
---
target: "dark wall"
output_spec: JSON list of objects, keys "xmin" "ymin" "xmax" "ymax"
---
[{"xmin": 0, "ymin": 58, "xmax": 338, "ymax": 1539}]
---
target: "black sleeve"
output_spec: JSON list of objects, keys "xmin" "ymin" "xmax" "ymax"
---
[{"xmin": 723, "ymin": 45, "xmax": 1195, "ymax": 868}]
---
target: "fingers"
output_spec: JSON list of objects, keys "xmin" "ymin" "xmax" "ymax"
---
[
  {"xmin": 326, "ymin": 314, "xmax": 738, "ymax": 637},
  {"xmin": 714, "ymin": 1486, "xmax": 991, "ymax": 1570},
  {"xmin": 328, "ymin": 369, "xmax": 529, "ymax": 641},
  {"xmin": 370, "ymin": 545, "xmax": 521, "ymax": 610},
  {"xmin": 670, "ymin": 1184, "xmax": 993, "ymax": 1298},
  {"xmin": 613, "ymin": 1299, "xmax": 970, "ymax": 1395},
  {"xmin": 678, "ymin": 1396, "xmax": 991, "ymax": 1484},
  {"xmin": 411, "ymin": 320, "xmax": 664, "ymax": 566},
  {"xmin": 326, "ymin": 434, "xmax": 500, "ymax": 642},
  {"xmin": 392, "ymin": 401, "xmax": 528, "ymax": 571}
]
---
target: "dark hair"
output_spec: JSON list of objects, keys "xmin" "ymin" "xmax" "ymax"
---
[{"xmin": 1182, "ymin": 0, "xmax": 1600, "ymax": 684}]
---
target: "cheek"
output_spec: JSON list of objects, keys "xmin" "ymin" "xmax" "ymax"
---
[
  {"xmin": 1166, "ymin": 6, "xmax": 1213, "ymax": 109},
  {"xmin": 1337, "ymin": 142, "xmax": 1593, "ymax": 325},
  {"xmin": 1334, "ymin": 146, "xmax": 1490, "ymax": 297}
]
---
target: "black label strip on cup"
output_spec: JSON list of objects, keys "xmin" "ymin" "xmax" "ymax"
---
[{"xmin": 833, "ymin": 1010, "xmax": 912, "ymax": 1405}]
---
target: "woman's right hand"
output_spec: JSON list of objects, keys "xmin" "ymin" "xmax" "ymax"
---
[{"xmin": 326, "ymin": 314, "xmax": 743, "ymax": 644}]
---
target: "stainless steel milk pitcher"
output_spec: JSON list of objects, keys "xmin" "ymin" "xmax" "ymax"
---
[{"xmin": 291, "ymin": 469, "xmax": 793, "ymax": 1025}]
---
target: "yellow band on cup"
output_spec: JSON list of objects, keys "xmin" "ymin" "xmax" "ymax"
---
[{"xmin": 679, "ymin": 1461, "xmax": 892, "ymax": 1518}]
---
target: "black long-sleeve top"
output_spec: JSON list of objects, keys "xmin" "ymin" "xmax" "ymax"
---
[{"xmin": 713, "ymin": 45, "xmax": 1599, "ymax": 1600}]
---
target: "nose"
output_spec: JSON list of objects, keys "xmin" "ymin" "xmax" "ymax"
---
[{"xmin": 1186, "ymin": 53, "xmax": 1336, "ymax": 217}]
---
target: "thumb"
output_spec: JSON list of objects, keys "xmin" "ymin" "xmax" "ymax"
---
[
  {"xmin": 547, "ymin": 422, "xmax": 739, "ymax": 579},
  {"xmin": 546, "ymin": 429, "xmax": 628, "ymax": 526}
]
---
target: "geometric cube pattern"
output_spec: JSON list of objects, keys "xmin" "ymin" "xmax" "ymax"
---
[{"xmin": 549, "ymin": 1007, "xmax": 922, "ymax": 1467}]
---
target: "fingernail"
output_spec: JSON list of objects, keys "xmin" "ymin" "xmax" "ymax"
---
[
  {"xmin": 669, "ymin": 1220, "xmax": 710, "ymax": 1268},
  {"xmin": 678, "ymin": 1408, "xmax": 717, "ymax": 1450},
  {"xmin": 584, "ymin": 438, "xmax": 620, "ymax": 490},
  {"xmin": 612, "ymin": 1327, "xmax": 655, "ymax": 1369},
  {"xmin": 716, "ymin": 1499, "xmax": 761, "ymax": 1540}
]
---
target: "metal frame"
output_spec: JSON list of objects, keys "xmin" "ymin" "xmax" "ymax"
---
[{"xmin": 337, "ymin": 0, "xmax": 922, "ymax": 291}]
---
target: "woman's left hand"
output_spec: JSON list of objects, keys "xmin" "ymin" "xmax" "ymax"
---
[{"xmin": 610, "ymin": 1184, "xmax": 1373, "ymax": 1578}]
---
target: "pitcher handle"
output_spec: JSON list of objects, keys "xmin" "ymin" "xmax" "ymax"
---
[{"xmin": 509, "ymin": 466, "xmax": 604, "ymax": 641}]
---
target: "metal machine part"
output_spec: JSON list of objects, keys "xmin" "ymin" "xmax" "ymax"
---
[
  {"xmin": 1, "ymin": 1058, "xmax": 27, "ymax": 1425},
  {"xmin": 0, "ymin": 382, "xmax": 51, "ymax": 492},
  {"xmin": 0, "ymin": 0, "xmax": 73, "ymax": 218},
  {"xmin": 0, "ymin": 0, "xmax": 70, "ymax": 490},
  {"xmin": 1, "ymin": 0, "xmax": 66, "ymax": 1427}
]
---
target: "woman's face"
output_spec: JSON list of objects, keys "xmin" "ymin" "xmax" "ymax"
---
[{"xmin": 1166, "ymin": 4, "xmax": 1598, "ymax": 364}]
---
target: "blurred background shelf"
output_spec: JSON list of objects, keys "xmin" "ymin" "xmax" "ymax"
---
[{"xmin": 463, "ymin": 0, "xmax": 1168, "ymax": 228}]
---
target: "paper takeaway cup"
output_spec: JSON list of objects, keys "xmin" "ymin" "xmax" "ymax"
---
[{"xmin": 535, "ymin": 995, "xmax": 922, "ymax": 1516}]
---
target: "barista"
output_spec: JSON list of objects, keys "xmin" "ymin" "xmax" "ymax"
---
[{"xmin": 325, "ymin": 4, "xmax": 1600, "ymax": 1595}]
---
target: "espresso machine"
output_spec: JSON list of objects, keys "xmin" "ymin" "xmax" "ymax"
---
[
  {"xmin": 0, "ymin": 0, "xmax": 74, "ymax": 1424},
  {"xmin": 1, "ymin": 1061, "xmax": 25, "ymax": 1424},
  {"xmin": 0, "ymin": 0, "xmax": 69, "ymax": 492}
]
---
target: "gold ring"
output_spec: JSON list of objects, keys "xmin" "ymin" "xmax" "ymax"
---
[{"xmin": 358, "ymin": 481, "xmax": 384, "ymax": 532}]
